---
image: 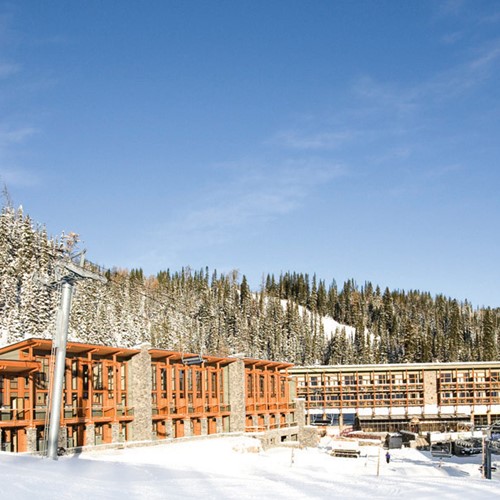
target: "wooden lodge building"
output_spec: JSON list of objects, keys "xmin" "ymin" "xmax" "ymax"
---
[
  {"xmin": 0, "ymin": 338, "xmax": 303, "ymax": 453},
  {"xmin": 291, "ymin": 362, "xmax": 500, "ymax": 432},
  {"xmin": 3, "ymin": 336, "xmax": 499, "ymax": 453}
]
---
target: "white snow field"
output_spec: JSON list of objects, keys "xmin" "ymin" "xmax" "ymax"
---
[{"xmin": 1, "ymin": 436, "xmax": 499, "ymax": 499}]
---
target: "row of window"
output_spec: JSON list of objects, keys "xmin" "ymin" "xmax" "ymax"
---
[
  {"xmin": 246, "ymin": 373, "xmax": 287, "ymax": 399},
  {"xmin": 304, "ymin": 392, "xmax": 423, "ymax": 401},
  {"xmin": 299, "ymin": 373, "xmax": 423, "ymax": 387},
  {"xmin": 439, "ymin": 370, "xmax": 500, "ymax": 384},
  {"xmin": 151, "ymin": 365, "xmax": 222, "ymax": 403}
]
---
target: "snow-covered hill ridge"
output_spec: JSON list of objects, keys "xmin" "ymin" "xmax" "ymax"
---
[{"xmin": 281, "ymin": 299, "xmax": 357, "ymax": 340}]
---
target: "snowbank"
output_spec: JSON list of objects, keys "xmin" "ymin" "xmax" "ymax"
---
[{"xmin": 1, "ymin": 436, "xmax": 499, "ymax": 499}]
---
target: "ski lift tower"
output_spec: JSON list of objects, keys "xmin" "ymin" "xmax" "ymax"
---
[{"xmin": 45, "ymin": 253, "xmax": 107, "ymax": 460}]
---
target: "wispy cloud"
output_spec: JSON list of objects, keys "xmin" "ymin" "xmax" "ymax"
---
[
  {"xmin": 0, "ymin": 126, "xmax": 37, "ymax": 146},
  {"xmin": 156, "ymin": 160, "xmax": 344, "ymax": 252},
  {"xmin": 0, "ymin": 61, "xmax": 19, "ymax": 78},
  {"xmin": 441, "ymin": 31, "xmax": 465, "ymax": 45},
  {"xmin": 353, "ymin": 36, "xmax": 500, "ymax": 114},
  {"xmin": 0, "ymin": 127, "xmax": 39, "ymax": 187},
  {"xmin": 422, "ymin": 163, "xmax": 463, "ymax": 179},
  {"xmin": 272, "ymin": 130, "xmax": 355, "ymax": 150},
  {"xmin": 433, "ymin": 0, "xmax": 466, "ymax": 20},
  {"xmin": 0, "ymin": 166, "xmax": 39, "ymax": 187}
]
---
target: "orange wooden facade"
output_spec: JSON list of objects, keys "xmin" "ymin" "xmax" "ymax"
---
[
  {"xmin": 149, "ymin": 349, "xmax": 233, "ymax": 439},
  {"xmin": 244, "ymin": 359, "xmax": 295, "ymax": 432},
  {"xmin": 0, "ymin": 339, "xmax": 137, "ymax": 452},
  {"xmin": 0, "ymin": 338, "xmax": 298, "ymax": 452}
]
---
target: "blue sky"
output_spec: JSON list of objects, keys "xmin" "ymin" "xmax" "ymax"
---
[{"xmin": 1, "ymin": 1, "xmax": 499, "ymax": 307}]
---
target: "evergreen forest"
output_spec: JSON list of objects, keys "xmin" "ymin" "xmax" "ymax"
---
[{"xmin": 1, "ymin": 204, "xmax": 498, "ymax": 365}]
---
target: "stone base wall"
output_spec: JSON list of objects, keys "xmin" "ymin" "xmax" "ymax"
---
[{"xmin": 299, "ymin": 426, "xmax": 320, "ymax": 448}]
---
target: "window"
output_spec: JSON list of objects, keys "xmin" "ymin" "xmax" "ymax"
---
[
  {"xmin": 160, "ymin": 368, "xmax": 167, "ymax": 393},
  {"xmin": 36, "ymin": 357, "xmax": 49, "ymax": 389},
  {"xmin": 107, "ymin": 366, "xmax": 114, "ymax": 391},
  {"xmin": 92, "ymin": 363, "xmax": 103, "ymax": 390},
  {"xmin": 247, "ymin": 374, "xmax": 254, "ymax": 397},
  {"xmin": 171, "ymin": 369, "xmax": 176, "ymax": 393},
  {"xmin": 179, "ymin": 369, "xmax": 185, "ymax": 393},
  {"xmin": 196, "ymin": 371, "xmax": 202, "ymax": 398},
  {"xmin": 120, "ymin": 364, "xmax": 126, "ymax": 391},
  {"xmin": 211, "ymin": 372, "xmax": 217, "ymax": 398},
  {"xmin": 72, "ymin": 361, "xmax": 78, "ymax": 390},
  {"xmin": 82, "ymin": 365, "xmax": 89, "ymax": 398},
  {"xmin": 342, "ymin": 375, "xmax": 356, "ymax": 385},
  {"xmin": 152, "ymin": 367, "xmax": 157, "ymax": 391}
]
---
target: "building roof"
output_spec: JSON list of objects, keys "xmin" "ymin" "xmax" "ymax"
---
[
  {"xmin": 0, "ymin": 338, "xmax": 293, "ymax": 369},
  {"xmin": 290, "ymin": 360, "xmax": 500, "ymax": 373}
]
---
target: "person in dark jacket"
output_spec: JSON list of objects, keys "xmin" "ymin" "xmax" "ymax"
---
[{"xmin": 385, "ymin": 451, "xmax": 391, "ymax": 464}]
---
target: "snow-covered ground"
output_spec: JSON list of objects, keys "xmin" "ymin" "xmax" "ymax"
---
[{"xmin": 1, "ymin": 436, "xmax": 499, "ymax": 499}]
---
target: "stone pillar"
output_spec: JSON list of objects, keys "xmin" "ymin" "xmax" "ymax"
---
[
  {"xmin": 85, "ymin": 424, "xmax": 95, "ymax": 446},
  {"xmin": 128, "ymin": 343, "xmax": 153, "ymax": 441},
  {"xmin": 183, "ymin": 418, "xmax": 192, "ymax": 437},
  {"xmin": 227, "ymin": 358, "xmax": 246, "ymax": 433},
  {"xmin": 264, "ymin": 414, "xmax": 270, "ymax": 430},
  {"xmin": 275, "ymin": 413, "xmax": 281, "ymax": 429},
  {"xmin": 295, "ymin": 398, "xmax": 306, "ymax": 430},
  {"xmin": 216, "ymin": 416, "xmax": 223, "ymax": 434},
  {"xmin": 166, "ymin": 419, "xmax": 173, "ymax": 439},
  {"xmin": 58, "ymin": 426, "xmax": 68, "ymax": 449},
  {"xmin": 111, "ymin": 423, "xmax": 121, "ymax": 443},
  {"xmin": 252, "ymin": 414, "xmax": 258, "ymax": 429},
  {"xmin": 423, "ymin": 370, "xmax": 438, "ymax": 415},
  {"xmin": 295, "ymin": 398, "xmax": 311, "ymax": 446},
  {"xmin": 201, "ymin": 417, "xmax": 208, "ymax": 436},
  {"xmin": 27, "ymin": 427, "xmax": 37, "ymax": 453}
]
